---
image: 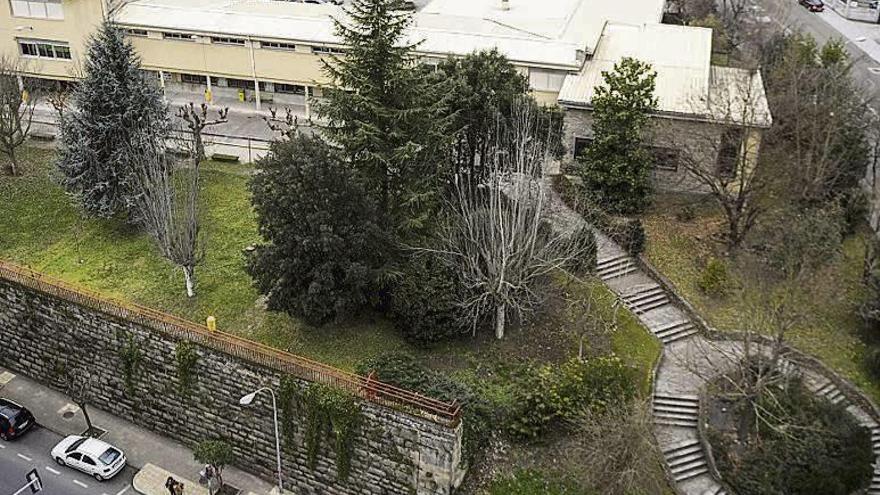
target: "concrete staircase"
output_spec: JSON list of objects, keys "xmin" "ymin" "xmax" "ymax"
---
[
  {"xmin": 596, "ymin": 254, "xmax": 637, "ymax": 281},
  {"xmin": 809, "ymin": 378, "xmax": 848, "ymax": 406},
  {"xmin": 652, "ymin": 320, "xmax": 699, "ymax": 344},
  {"xmin": 653, "ymin": 393, "xmax": 700, "ymax": 428},
  {"xmin": 620, "ymin": 285, "xmax": 670, "ymax": 315},
  {"xmin": 661, "ymin": 439, "xmax": 709, "ymax": 483},
  {"xmin": 700, "ymin": 486, "xmax": 728, "ymax": 495}
]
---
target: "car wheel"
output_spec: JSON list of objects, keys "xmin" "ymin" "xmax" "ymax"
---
[
  {"xmin": 93, "ymin": 473, "xmax": 104, "ymax": 482},
  {"xmin": 55, "ymin": 457, "xmax": 65, "ymax": 466},
  {"xmin": 0, "ymin": 432, "xmax": 7, "ymax": 441}
]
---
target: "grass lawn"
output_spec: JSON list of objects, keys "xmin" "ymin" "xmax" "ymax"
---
[{"xmin": 642, "ymin": 194, "xmax": 880, "ymax": 402}]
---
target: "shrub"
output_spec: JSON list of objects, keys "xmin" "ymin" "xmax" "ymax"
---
[
  {"xmin": 697, "ymin": 258, "xmax": 729, "ymax": 297},
  {"xmin": 567, "ymin": 225, "xmax": 598, "ymax": 273},
  {"xmin": 507, "ymin": 356, "xmax": 637, "ymax": 440},
  {"xmin": 388, "ymin": 253, "xmax": 470, "ymax": 345},
  {"xmin": 842, "ymin": 188, "xmax": 867, "ymax": 235},
  {"xmin": 355, "ymin": 353, "xmax": 493, "ymax": 464},
  {"xmin": 711, "ymin": 378, "xmax": 873, "ymax": 495},
  {"xmin": 864, "ymin": 346, "xmax": 880, "ymax": 379},
  {"xmin": 487, "ymin": 469, "xmax": 584, "ymax": 495}
]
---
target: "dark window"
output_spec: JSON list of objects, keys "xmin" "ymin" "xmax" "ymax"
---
[
  {"xmin": 260, "ymin": 41, "xmax": 296, "ymax": 51},
  {"xmin": 53, "ymin": 45, "xmax": 70, "ymax": 59},
  {"xmin": 179, "ymin": 73, "xmax": 206, "ymax": 85},
  {"xmin": 650, "ymin": 147, "xmax": 680, "ymax": 171},
  {"xmin": 68, "ymin": 453, "xmax": 82, "ymax": 461},
  {"xmin": 125, "ymin": 29, "xmax": 148, "ymax": 37},
  {"xmin": 19, "ymin": 40, "xmax": 70, "ymax": 59},
  {"xmin": 163, "ymin": 32, "xmax": 194, "ymax": 41},
  {"xmin": 573, "ymin": 137, "xmax": 592, "ymax": 159},
  {"xmin": 225, "ymin": 78, "xmax": 254, "ymax": 90},
  {"xmin": 81, "ymin": 455, "xmax": 96, "ymax": 466},
  {"xmin": 274, "ymin": 83, "xmax": 305, "ymax": 95},
  {"xmin": 20, "ymin": 42, "xmax": 37, "ymax": 57},
  {"xmin": 312, "ymin": 45, "xmax": 345, "ymax": 55},
  {"xmin": 99, "ymin": 448, "xmax": 121, "ymax": 466},
  {"xmin": 717, "ymin": 127, "xmax": 743, "ymax": 177},
  {"xmin": 66, "ymin": 438, "xmax": 86, "ymax": 454},
  {"xmin": 211, "ymin": 36, "xmax": 245, "ymax": 46}
]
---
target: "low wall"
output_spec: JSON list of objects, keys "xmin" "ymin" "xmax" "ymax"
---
[{"xmin": 0, "ymin": 262, "xmax": 465, "ymax": 495}]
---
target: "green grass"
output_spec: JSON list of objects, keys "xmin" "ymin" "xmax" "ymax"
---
[
  {"xmin": 0, "ymin": 149, "xmax": 414, "ymax": 371},
  {"xmin": 642, "ymin": 195, "xmax": 880, "ymax": 402}
]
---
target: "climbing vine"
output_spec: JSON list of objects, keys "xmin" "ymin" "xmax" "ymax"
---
[
  {"xmin": 175, "ymin": 341, "xmax": 199, "ymax": 396},
  {"xmin": 301, "ymin": 383, "xmax": 362, "ymax": 481},
  {"xmin": 278, "ymin": 375, "xmax": 300, "ymax": 451},
  {"xmin": 118, "ymin": 332, "xmax": 142, "ymax": 397}
]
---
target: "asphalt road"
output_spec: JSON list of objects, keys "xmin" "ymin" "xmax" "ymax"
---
[{"xmin": 0, "ymin": 425, "xmax": 135, "ymax": 495}]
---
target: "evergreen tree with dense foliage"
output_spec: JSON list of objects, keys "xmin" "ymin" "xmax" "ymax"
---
[
  {"xmin": 317, "ymin": 0, "xmax": 450, "ymax": 239},
  {"xmin": 247, "ymin": 133, "xmax": 383, "ymax": 324},
  {"xmin": 57, "ymin": 21, "xmax": 168, "ymax": 219},
  {"xmin": 577, "ymin": 57, "xmax": 657, "ymax": 215}
]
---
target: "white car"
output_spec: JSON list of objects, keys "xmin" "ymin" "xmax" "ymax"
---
[{"xmin": 51, "ymin": 435, "xmax": 127, "ymax": 481}]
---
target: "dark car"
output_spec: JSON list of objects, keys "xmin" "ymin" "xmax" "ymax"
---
[
  {"xmin": 0, "ymin": 398, "xmax": 35, "ymax": 440},
  {"xmin": 799, "ymin": 0, "xmax": 824, "ymax": 12}
]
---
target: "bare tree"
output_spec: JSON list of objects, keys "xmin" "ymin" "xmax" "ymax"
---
[
  {"xmin": 64, "ymin": 366, "xmax": 98, "ymax": 437},
  {"xmin": 669, "ymin": 68, "xmax": 771, "ymax": 254},
  {"xmin": 429, "ymin": 101, "xmax": 591, "ymax": 339},
  {"xmin": 176, "ymin": 102, "xmax": 228, "ymax": 166},
  {"xmin": 130, "ymin": 140, "xmax": 204, "ymax": 297},
  {"xmin": 0, "ymin": 57, "xmax": 35, "ymax": 176},
  {"xmin": 264, "ymin": 106, "xmax": 312, "ymax": 140},
  {"xmin": 46, "ymin": 81, "xmax": 71, "ymax": 121}
]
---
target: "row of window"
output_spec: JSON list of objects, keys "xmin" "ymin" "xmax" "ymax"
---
[
  {"xmin": 11, "ymin": 0, "xmax": 62, "ymax": 20},
  {"xmin": 174, "ymin": 73, "xmax": 308, "ymax": 95},
  {"xmin": 19, "ymin": 40, "xmax": 71, "ymax": 60},
  {"xmin": 133, "ymin": 31, "xmax": 342, "ymax": 54}
]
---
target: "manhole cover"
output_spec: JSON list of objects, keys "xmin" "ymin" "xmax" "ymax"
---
[{"xmin": 62, "ymin": 411, "xmax": 75, "ymax": 419}]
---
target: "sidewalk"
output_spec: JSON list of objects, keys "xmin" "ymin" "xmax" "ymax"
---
[
  {"xmin": 0, "ymin": 366, "xmax": 275, "ymax": 495},
  {"xmin": 815, "ymin": 8, "xmax": 880, "ymax": 65}
]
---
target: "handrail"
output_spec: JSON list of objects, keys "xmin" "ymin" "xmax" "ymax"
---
[{"xmin": 0, "ymin": 260, "xmax": 462, "ymax": 426}]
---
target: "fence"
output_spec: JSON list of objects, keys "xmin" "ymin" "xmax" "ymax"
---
[{"xmin": 0, "ymin": 260, "xmax": 462, "ymax": 426}]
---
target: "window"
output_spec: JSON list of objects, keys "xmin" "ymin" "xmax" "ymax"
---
[
  {"xmin": 11, "ymin": 0, "xmax": 62, "ymax": 19},
  {"xmin": 260, "ymin": 41, "xmax": 296, "ymax": 51},
  {"xmin": 573, "ymin": 137, "xmax": 592, "ymax": 159},
  {"xmin": 225, "ymin": 78, "xmax": 254, "ymax": 90},
  {"xmin": 179, "ymin": 73, "xmax": 206, "ymax": 85},
  {"xmin": 311, "ymin": 45, "xmax": 345, "ymax": 55},
  {"xmin": 211, "ymin": 36, "xmax": 245, "ymax": 46},
  {"xmin": 650, "ymin": 147, "xmax": 680, "ymax": 172},
  {"xmin": 125, "ymin": 28, "xmax": 148, "ymax": 37},
  {"xmin": 529, "ymin": 68, "xmax": 566, "ymax": 92},
  {"xmin": 717, "ymin": 127, "xmax": 743, "ymax": 177},
  {"xmin": 98, "ymin": 448, "xmax": 121, "ymax": 466},
  {"xmin": 274, "ymin": 83, "xmax": 305, "ymax": 95},
  {"xmin": 19, "ymin": 39, "xmax": 71, "ymax": 60},
  {"xmin": 162, "ymin": 32, "xmax": 194, "ymax": 41},
  {"xmin": 68, "ymin": 453, "xmax": 82, "ymax": 461},
  {"xmin": 66, "ymin": 438, "xmax": 86, "ymax": 454},
  {"xmin": 81, "ymin": 455, "xmax": 96, "ymax": 466}
]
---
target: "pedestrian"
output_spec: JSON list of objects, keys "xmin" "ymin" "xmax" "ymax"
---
[
  {"xmin": 174, "ymin": 481, "xmax": 185, "ymax": 495},
  {"xmin": 165, "ymin": 476, "xmax": 178, "ymax": 495}
]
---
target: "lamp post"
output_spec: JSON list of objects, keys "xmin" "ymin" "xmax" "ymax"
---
[{"xmin": 240, "ymin": 387, "xmax": 283, "ymax": 494}]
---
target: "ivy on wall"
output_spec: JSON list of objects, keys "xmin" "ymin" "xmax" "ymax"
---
[
  {"xmin": 175, "ymin": 341, "xmax": 199, "ymax": 397},
  {"xmin": 118, "ymin": 332, "xmax": 142, "ymax": 397}
]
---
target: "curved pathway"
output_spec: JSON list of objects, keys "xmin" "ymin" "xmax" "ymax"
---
[{"xmin": 543, "ymin": 182, "xmax": 880, "ymax": 495}]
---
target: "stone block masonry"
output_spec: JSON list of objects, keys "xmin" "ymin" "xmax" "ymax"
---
[{"xmin": 0, "ymin": 262, "xmax": 465, "ymax": 495}]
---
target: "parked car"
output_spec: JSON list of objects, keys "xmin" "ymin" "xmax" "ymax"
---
[
  {"xmin": 51, "ymin": 435, "xmax": 127, "ymax": 481},
  {"xmin": 799, "ymin": 0, "xmax": 825, "ymax": 11},
  {"xmin": 0, "ymin": 398, "xmax": 35, "ymax": 440}
]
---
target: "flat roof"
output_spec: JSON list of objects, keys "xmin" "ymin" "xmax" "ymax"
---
[{"xmin": 114, "ymin": 0, "xmax": 666, "ymax": 69}]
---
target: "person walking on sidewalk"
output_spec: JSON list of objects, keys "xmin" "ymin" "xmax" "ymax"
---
[{"xmin": 165, "ymin": 476, "xmax": 185, "ymax": 495}]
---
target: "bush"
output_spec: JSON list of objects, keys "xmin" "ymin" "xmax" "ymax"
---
[
  {"xmin": 507, "ymin": 356, "xmax": 637, "ymax": 440},
  {"xmin": 697, "ymin": 258, "xmax": 729, "ymax": 297},
  {"xmin": 864, "ymin": 346, "xmax": 880, "ymax": 379},
  {"xmin": 567, "ymin": 225, "xmax": 598, "ymax": 273},
  {"xmin": 711, "ymin": 379, "xmax": 873, "ymax": 495},
  {"xmin": 487, "ymin": 470, "xmax": 584, "ymax": 495},
  {"xmin": 388, "ymin": 253, "xmax": 470, "ymax": 345},
  {"xmin": 842, "ymin": 188, "xmax": 867, "ymax": 235},
  {"xmin": 355, "ymin": 353, "xmax": 493, "ymax": 464}
]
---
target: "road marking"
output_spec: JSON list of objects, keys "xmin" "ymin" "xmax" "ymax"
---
[
  {"xmin": 115, "ymin": 486, "xmax": 130, "ymax": 495},
  {"xmin": 46, "ymin": 467, "xmax": 60, "ymax": 475},
  {"xmin": 16, "ymin": 453, "xmax": 32, "ymax": 461},
  {"xmin": 0, "ymin": 443, "xmax": 6, "ymax": 449},
  {"xmin": 73, "ymin": 480, "xmax": 88, "ymax": 488}
]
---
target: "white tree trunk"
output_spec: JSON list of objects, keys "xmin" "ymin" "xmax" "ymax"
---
[
  {"xmin": 183, "ymin": 265, "xmax": 195, "ymax": 298},
  {"xmin": 495, "ymin": 303, "xmax": 506, "ymax": 339}
]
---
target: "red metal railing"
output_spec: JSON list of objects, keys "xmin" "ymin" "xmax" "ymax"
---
[{"xmin": 0, "ymin": 260, "xmax": 462, "ymax": 426}]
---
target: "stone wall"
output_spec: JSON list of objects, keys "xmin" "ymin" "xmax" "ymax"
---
[{"xmin": 0, "ymin": 270, "xmax": 464, "ymax": 495}]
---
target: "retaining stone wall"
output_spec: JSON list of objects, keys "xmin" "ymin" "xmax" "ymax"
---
[{"xmin": 0, "ymin": 278, "xmax": 464, "ymax": 495}]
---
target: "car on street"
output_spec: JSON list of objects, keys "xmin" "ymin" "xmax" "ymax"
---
[
  {"xmin": 0, "ymin": 398, "xmax": 35, "ymax": 440},
  {"xmin": 51, "ymin": 435, "xmax": 127, "ymax": 481},
  {"xmin": 799, "ymin": 0, "xmax": 825, "ymax": 11}
]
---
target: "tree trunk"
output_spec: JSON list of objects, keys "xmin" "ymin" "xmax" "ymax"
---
[
  {"xmin": 194, "ymin": 131, "xmax": 205, "ymax": 167},
  {"xmin": 79, "ymin": 402, "xmax": 94, "ymax": 437},
  {"xmin": 183, "ymin": 265, "xmax": 195, "ymax": 298},
  {"xmin": 6, "ymin": 146, "xmax": 17, "ymax": 176},
  {"xmin": 495, "ymin": 303, "xmax": 506, "ymax": 339}
]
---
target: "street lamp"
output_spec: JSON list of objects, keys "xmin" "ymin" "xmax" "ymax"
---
[{"xmin": 239, "ymin": 387, "xmax": 284, "ymax": 494}]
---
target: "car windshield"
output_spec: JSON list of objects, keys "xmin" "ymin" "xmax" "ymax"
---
[
  {"xmin": 98, "ymin": 448, "xmax": 121, "ymax": 465},
  {"xmin": 65, "ymin": 438, "xmax": 86, "ymax": 454}
]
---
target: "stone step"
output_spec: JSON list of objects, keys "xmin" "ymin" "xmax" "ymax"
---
[
  {"xmin": 670, "ymin": 458, "xmax": 709, "ymax": 482},
  {"xmin": 701, "ymin": 486, "xmax": 728, "ymax": 495},
  {"xmin": 654, "ymin": 403, "xmax": 699, "ymax": 415},
  {"xmin": 654, "ymin": 321, "xmax": 699, "ymax": 344},
  {"xmin": 620, "ymin": 285, "xmax": 663, "ymax": 301},
  {"xmin": 630, "ymin": 298, "xmax": 670, "ymax": 315},
  {"xmin": 815, "ymin": 381, "xmax": 847, "ymax": 405},
  {"xmin": 599, "ymin": 262, "xmax": 637, "ymax": 281},
  {"xmin": 596, "ymin": 254, "xmax": 629, "ymax": 269},
  {"xmin": 654, "ymin": 394, "xmax": 699, "ymax": 408},
  {"xmin": 654, "ymin": 411, "xmax": 699, "ymax": 424},
  {"xmin": 661, "ymin": 439, "xmax": 702, "ymax": 459},
  {"xmin": 654, "ymin": 417, "xmax": 701, "ymax": 428}
]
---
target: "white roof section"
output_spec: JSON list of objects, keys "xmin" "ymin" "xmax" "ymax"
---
[
  {"xmin": 558, "ymin": 23, "xmax": 713, "ymax": 115},
  {"xmin": 114, "ymin": 0, "xmax": 666, "ymax": 69},
  {"xmin": 708, "ymin": 66, "xmax": 772, "ymax": 128}
]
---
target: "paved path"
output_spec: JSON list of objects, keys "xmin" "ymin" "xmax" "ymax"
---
[{"xmin": 543, "ymin": 181, "xmax": 880, "ymax": 495}]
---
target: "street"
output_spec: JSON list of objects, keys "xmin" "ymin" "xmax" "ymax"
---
[{"xmin": 0, "ymin": 425, "xmax": 135, "ymax": 495}]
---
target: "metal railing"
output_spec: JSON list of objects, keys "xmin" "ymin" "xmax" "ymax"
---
[{"xmin": 0, "ymin": 260, "xmax": 462, "ymax": 426}]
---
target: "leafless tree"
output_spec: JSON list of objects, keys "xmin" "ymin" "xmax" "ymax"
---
[
  {"xmin": 130, "ymin": 139, "xmax": 204, "ymax": 297},
  {"xmin": 428, "ymin": 101, "xmax": 591, "ymax": 339},
  {"xmin": 668, "ymin": 68, "xmax": 771, "ymax": 254},
  {"xmin": 176, "ymin": 102, "xmax": 228, "ymax": 166},
  {"xmin": 46, "ymin": 81, "xmax": 71, "ymax": 121},
  {"xmin": 64, "ymin": 366, "xmax": 98, "ymax": 437},
  {"xmin": 0, "ymin": 57, "xmax": 35, "ymax": 176},
  {"xmin": 567, "ymin": 398, "xmax": 667, "ymax": 495}
]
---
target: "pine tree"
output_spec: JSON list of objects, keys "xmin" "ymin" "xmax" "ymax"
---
[
  {"xmin": 317, "ymin": 0, "xmax": 450, "ymax": 238},
  {"xmin": 578, "ymin": 57, "xmax": 657, "ymax": 215},
  {"xmin": 57, "ymin": 20, "xmax": 169, "ymax": 219}
]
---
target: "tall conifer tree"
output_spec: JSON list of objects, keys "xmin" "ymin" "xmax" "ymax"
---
[{"xmin": 58, "ymin": 20, "xmax": 169, "ymax": 219}]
